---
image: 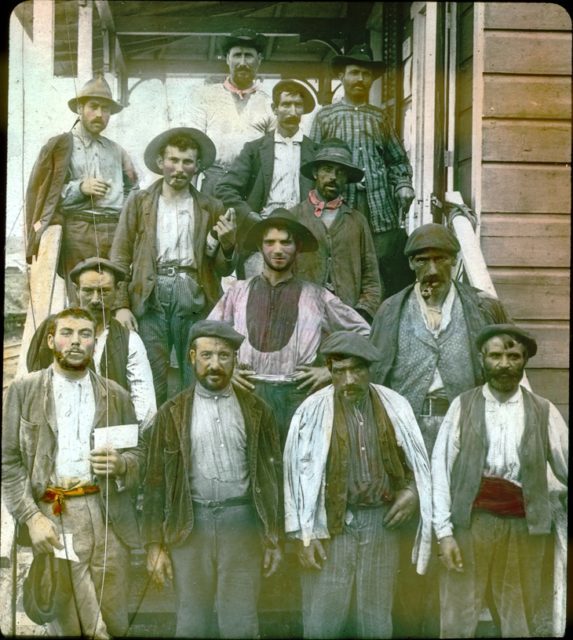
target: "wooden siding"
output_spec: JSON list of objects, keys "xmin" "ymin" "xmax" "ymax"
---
[{"xmin": 457, "ymin": 2, "xmax": 571, "ymax": 417}]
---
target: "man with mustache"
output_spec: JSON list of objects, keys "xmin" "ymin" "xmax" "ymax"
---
[
  {"xmin": 369, "ymin": 223, "xmax": 511, "ymax": 636},
  {"xmin": 189, "ymin": 28, "xmax": 275, "ymax": 196},
  {"xmin": 310, "ymin": 44, "xmax": 415, "ymax": 298},
  {"xmin": 25, "ymin": 76, "xmax": 138, "ymax": 300},
  {"xmin": 432, "ymin": 325, "xmax": 568, "ymax": 637},
  {"xmin": 110, "ymin": 128, "xmax": 237, "ymax": 405},
  {"xmin": 2, "ymin": 307, "xmax": 144, "ymax": 639},
  {"xmin": 289, "ymin": 137, "xmax": 381, "ymax": 322},
  {"xmin": 141, "ymin": 320, "xmax": 282, "ymax": 639},
  {"xmin": 26, "ymin": 257, "xmax": 156, "ymax": 426},
  {"xmin": 216, "ymin": 79, "xmax": 318, "ymax": 277},
  {"xmin": 284, "ymin": 331, "xmax": 432, "ymax": 638}
]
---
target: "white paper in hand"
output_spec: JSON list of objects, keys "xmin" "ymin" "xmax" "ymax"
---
[
  {"xmin": 93, "ymin": 424, "xmax": 139, "ymax": 450},
  {"xmin": 54, "ymin": 533, "xmax": 80, "ymax": 562}
]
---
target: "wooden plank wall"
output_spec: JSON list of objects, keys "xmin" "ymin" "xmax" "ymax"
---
[{"xmin": 477, "ymin": 3, "xmax": 571, "ymax": 419}]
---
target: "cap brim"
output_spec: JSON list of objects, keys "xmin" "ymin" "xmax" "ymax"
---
[{"xmin": 144, "ymin": 127, "xmax": 216, "ymax": 174}]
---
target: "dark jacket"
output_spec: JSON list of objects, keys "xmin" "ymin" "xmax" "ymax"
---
[
  {"xmin": 25, "ymin": 132, "xmax": 137, "ymax": 262},
  {"xmin": 141, "ymin": 384, "xmax": 283, "ymax": 550},
  {"xmin": 370, "ymin": 281, "xmax": 511, "ymax": 389},
  {"xmin": 1, "ymin": 368, "xmax": 144, "ymax": 548},
  {"xmin": 110, "ymin": 180, "xmax": 234, "ymax": 316},
  {"xmin": 291, "ymin": 199, "xmax": 382, "ymax": 318},
  {"xmin": 215, "ymin": 131, "xmax": 318, "ymax": 233}
]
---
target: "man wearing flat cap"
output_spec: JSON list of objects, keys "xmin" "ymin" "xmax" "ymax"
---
[
  {"xmin": 25, "ymin": 75, "xmax": 138, "ymax": 299},
  {"xmin": 26, "ymin": 257, "xmax": 156, "ymax": 426},
  {"xmin": 432, "ymin": 324, "xmax": 568, "ymax": 637},
  {"xmin": 188, "ymin": 28, "xmax": 275, "ymax": 196},
  {"xmin": 216, "ymin": 78, "xmax": 318, "ymax": 277},
  {"xmin": 141, "ymin": 319, "xmax": 282, "ymax": 638},
  {"xmin": 290, "ymin": 137, "xmax": 381, "ymax": 322},
  {"xmin": 283, "ymin": 331, "xmax": 432, "ymax": 638},
  {"xmin": 310, "ymin": 43, "xmax": 415, "ymax": 298},
  {"xmin": 110, "ymin": 127, "xmax": 237, "ymax": 405},
  {"xmin": 208, "ymin": 208, "xmax": 370, "ymax": 447},
  {"xmin": 369, "ymin": 222, "xmax": 511, "ymax": 636}
]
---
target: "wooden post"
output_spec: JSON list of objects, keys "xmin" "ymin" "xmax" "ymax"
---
[{"xmin": 78, "ymin": 0, "xmax": 94, "ymax": 81}]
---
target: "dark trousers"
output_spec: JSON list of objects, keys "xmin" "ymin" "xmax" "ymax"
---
[
  {"xmin": 169, "ymin": 503, "xmax": 263, "ymax": 638},
  {"xmin": 371, "ymin": 228, "xmax": 416, "ymax": 299}
]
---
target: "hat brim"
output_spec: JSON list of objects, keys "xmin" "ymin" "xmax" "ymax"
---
[
  {"xmin": 300, "ymin": 159, "xmax": 364, "ymax": 183},
  {"xmin": 330, "ymin": 56, "xmax": 384, "ymax": 78},
  {"xmin": 67, "ymin": 97, "xmax": 124, "ymax": 115},
  {"xmin": 144, "ymin": 127, "xmax": 216, "ymax": 174},
  {"xmin": 273, "ymin": 81, "xmax": 316, "ymax": 114},
  {"xmin": 243, "ymin": 216, "xmax": 318, "ymax": 254}
]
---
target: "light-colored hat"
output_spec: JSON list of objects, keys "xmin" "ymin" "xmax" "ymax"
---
[
  {"xmin": 68, "ymin": 76, "xmax": 123, "ymax": 114},
  {"xmin": 144, "ymin": 127, "xmax": 217, "ymax": 174}
]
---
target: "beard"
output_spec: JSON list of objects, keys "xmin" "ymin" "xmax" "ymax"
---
[
  {"xmin": 52, "ymin": 347, "xmax": 92, "ymax": 371},
  {"xmin": 262, "ymin": 252, "xmax": 295, "ymax": 273}
]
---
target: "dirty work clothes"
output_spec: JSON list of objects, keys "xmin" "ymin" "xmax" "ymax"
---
[
  {"xmin": 301, "ymin": 504, "xmax": 400, "ymax": 639},
  {"xmin": 137, "ymin": 273, "xmax": 207, "ymax": 405},
  {"xmin": 39, "ymin": 493, "xmax": 130, "ymax": 640},
  {"xmin": 170, "ymin": 502, "xmax": 263, "ymax": 639}
]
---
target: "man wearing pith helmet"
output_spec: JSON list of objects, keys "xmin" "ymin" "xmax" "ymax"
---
[
  {"xmin": 25, "ymin": 75, "xmax": 138, "ymax": 299},
  {"xmin": 110, "ymin": 127, "xmax": 237, "ymax": 405},
  {"xmin": 284, "ymin": 330, "xmax": 431, "ymax": 638},
  {"xmin": 369, "ymin": 222, "xmax": 511, "ymax": 636},
  {"xmin": 432, "ymin": 324, "xmax": 568, "ymax": 637}
]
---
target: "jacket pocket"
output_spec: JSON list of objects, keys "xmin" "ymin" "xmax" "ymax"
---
[{"xmin": 20, "ymin": 417, "xmax": 40, "ymax": 459}]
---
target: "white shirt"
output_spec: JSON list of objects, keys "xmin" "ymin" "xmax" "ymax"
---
[
  {"xmin": 262, "ymin": 129, "xmax": 304, "ymax": 217},
  {"xmin": 51, "ymin": 367, "xmax": 95, "ymax": 485},
  {"xmin": 93, "ymin": 328, "xmax": 157, "ymax": 426},
  {"xmin": 431, "ymin": 384, "xmax": 569, "ymax": 539},
  {"xmin": 156, "ymin": 195, "xmax": 195, "ymax": 266}
]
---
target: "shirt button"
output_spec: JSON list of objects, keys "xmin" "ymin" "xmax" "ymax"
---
[{"xmin": 255, "ymin": 487, "xmax": 261, "ymax": 493}]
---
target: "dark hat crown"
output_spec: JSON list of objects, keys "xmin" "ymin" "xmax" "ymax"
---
[
  {"xmin": 188, "ymin": 320, "xmax": 245, "ymax": 350},
  {"xmin": 221, "ymin": 28, "xmax": 267, "ymax": 54},
  {"xmin": 300, "ymin": 138, "xmax": 364, "ymax": 183}
]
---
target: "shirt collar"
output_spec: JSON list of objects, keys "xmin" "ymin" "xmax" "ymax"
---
[
  {"xmin": 50, "ymin": 363, "xmax": 91, "ymax": 387},
  {"xmin": 73, "ymin": 122, "xmax": 104, "ymax": 146},
  {"xmin": 274, "ymin": 129, "xmax": 304, "ymax": 144},
  {"xmin": 195, "ymin": 381, "xmax": 233, "ymax": 399},
  {"xmin": 259, "ymin": 272, "xmax": 295, "ymax": 287},
  {"xmin": 482, "ymin": 383, "xmax": 523, "ymax": 405}
]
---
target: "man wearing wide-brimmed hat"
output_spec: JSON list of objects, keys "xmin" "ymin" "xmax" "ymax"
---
[
  {"xmin": 432, "ymin": 324, "xmax": 568, "ymax": 637},
  {"xmin": 216, "ymin": 78, "xmax": 319, "ymax": 277},
  {"xmin": 25, "ymin": 75, "xmax": 138, "ymax": 299},
  {"xmin": 290, "ymin": 137, "xmax": 381, "ymax": 321},
  {"xmin": 310, "ymin": 43, "xmax": 416, "ymax": 298},
  {"xmin": 110, "ymin": 127, "xmax": 237, "ymax": 405},
  {"xmin": 188, "ymin": 28, "xmax": 275, "ymax": 196},
  {"xmin": 208, "ymin": 207, "xmax": 369, "ymax": 446}
]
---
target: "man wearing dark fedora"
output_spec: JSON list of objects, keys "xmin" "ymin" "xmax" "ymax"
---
[
  {"xmin": 284, "ymin": 330, "xmax": 432, "ymax": 638},
  {"xmin": 432, "ymin": 324, "xmax": 568, "ymax": 637},
  {"xmin": 189, "ymin": 28, "xmax": 275, "ymax": 196},
  {"xmin": 25, "ymin": 75, "xmax": 138, "ymax": 299},
  {"xmin": 369, "ymin": 222, "xmax": 511, "ymax": 636},
  {"xmin": 26, "ymin": 256, "xmax": 156, "ymax": 426},
  {"xmin": 291, "ymin": 137, "xmax": 381, "ymax": 322},
  {"xmin": 208, "ymin": 208, "xmax": 370, "ymax": 447},
  {"xmin": 110, "ymin": 127, "xmax": 237, "ymax": 405},
  {"xmin": 216, "ymin": 78, "xmax": 318, "ymax": 277},
  {"xmin": 310, "ymin": 44, "xmax": 416, "ymax": 298},
  {"xmin": 141, "ymin": 319, "xmax": 282, "ymax": 638}
]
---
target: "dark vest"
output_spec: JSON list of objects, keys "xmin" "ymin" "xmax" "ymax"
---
[{"xmin": 450, "ymin": 386, "xmax": 552, "ymax": 535}]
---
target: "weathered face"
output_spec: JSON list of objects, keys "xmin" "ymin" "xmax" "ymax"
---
[
  {"xmin": 76, "ymin": 269, "xmax": 116, "ymax": 322},
  {"xmin": 330, "ymin": 356, "xmax": 370, "ymax": 402},
  {"xmin": 260, "ymin": 227, "xmax": 298, "ymax": 273},
  {"xmin": 339, "ymin": 65, "xmax": 374, "ymax": 102},
  {"xmin": 480, "ymin": 335, "xmax": 527, "ymax": 395},
  {"xmin": 78, "ymin": 99, "xmax": 112, "ymax": 135},
  {"xmin": 190, "ymin": 336, "xmax": 235, "ymax": 391},
  {"xmin": 273, "ymin": 91, "xmax": 305, "ymax": 130},
  {"xmin": 408, "ymin": 249, "xmax": 455, "ymax": 298},
  {"xmin": 313, "ymin": 162, "xmax": 348, "ymax": 200},
  {"xmin": 226, "ymin": 45, "xmax": 262, "ymax": 88},
  {"xmin": 157, "ymin": 145, "xmax": 199, "ymax": 190},
  {"xmin": 47, "ymin": 316, "xmax": 95, "ymax": 371}
]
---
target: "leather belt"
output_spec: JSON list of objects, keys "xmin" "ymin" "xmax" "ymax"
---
[
  {"xmin": 156, "ymin": 264, "xmax": 197, "ymax": 277},
  {"xmin": 41, "ymin": 485, "xmax": 100, "ymax": 515},
  {"xmin": 420, "ymin": 396, "xmax": 450, "ymax": 417},
  {"xmin": 192, "ymin": 496, "xmax": 251, "ymax": 509}
]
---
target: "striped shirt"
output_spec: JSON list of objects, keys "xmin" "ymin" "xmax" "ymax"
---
[
  {"xmin": 310, "ymin": 100, "xmax": 413, "ymax": 233},
  {"xmin": 262, "ymin": 129, "xmax": 304, "ymax": 216}
]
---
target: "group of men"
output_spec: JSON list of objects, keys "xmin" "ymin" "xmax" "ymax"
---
[{"xmin": 3, "ymin": 26, "xmax": 567, "ymax": 640}]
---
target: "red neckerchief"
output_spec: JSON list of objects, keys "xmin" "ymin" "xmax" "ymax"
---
[
  {"xmin": 308, "ymin": 189, "xmax": 344, "ymax": 218},
  {"xmin": 223, "ymin": 77, "xmax": 257, "ymax": 99}
]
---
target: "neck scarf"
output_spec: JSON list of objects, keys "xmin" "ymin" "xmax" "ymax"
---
[
  {"xmin": 308, "ymin": 189, "xmax": 344, "ymax": 218},
  {"xmin": 224, "ymin": 77, "xmax": 257, "ymax": 99}
]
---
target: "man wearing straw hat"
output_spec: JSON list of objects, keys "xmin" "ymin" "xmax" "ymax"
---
[
  {"xmin": 25, "ymin": 76, "xmax": 138, "ymax": 298},
  {"xmin": 310, "ymin": 44, "xmax": 415, "ymax": 298},
  {"xmin": 110, "ymin": 127, "xmax": 237, "ymax": 405},
  {"xmin": 291, "ymin": 137, "xmax": 381, "ymax": 322}
]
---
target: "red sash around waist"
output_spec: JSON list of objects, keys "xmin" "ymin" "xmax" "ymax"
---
[{"xmin": 472, "ymin": 476, "xmax": 525, "ymax": 518}]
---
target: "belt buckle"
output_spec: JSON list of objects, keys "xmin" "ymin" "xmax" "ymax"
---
[{"xmin": 166, "ymin": 266, "xmax": 177, "ymax": 277}]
